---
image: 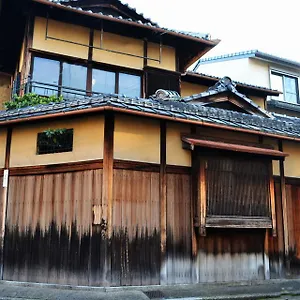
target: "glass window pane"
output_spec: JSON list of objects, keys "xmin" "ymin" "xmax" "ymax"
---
[
  {"xmin": 92, "ymin": 69, "xmax": 115, "ymax": 94},
  {"xmin": 270, "ymin": 73, "xmax": 284, "ymax": 101},
  {"xmin": 283, "ymin": 76, "xmax": 298, "ymax": 103},
  {"xmin": 62, "ymin": 63, "xmax": 87, "ymax": 97},
  {"xmin": 119, "ymin": 73, "xmax": 141, "ymax": 97},
  {"xmin": 32, "ymin": 57, "xmax": 60, "ymax": 96}
]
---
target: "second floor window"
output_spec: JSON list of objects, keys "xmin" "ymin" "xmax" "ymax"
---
[
  {"xmin": 31, "ymin": 56, "xmax": 141, "ymax": 98},
  {"xmin": 271, "ymin": 71, "xmax": 299, "ymax": 104}
]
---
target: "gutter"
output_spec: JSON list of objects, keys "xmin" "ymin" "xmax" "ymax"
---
[
  {"xmin": 32, "ymin": 0, "xmax": 219, "ymax": 46},
  {"xmin": 1, "ymin": 105, "xmax": 300, "ymax": 142}
]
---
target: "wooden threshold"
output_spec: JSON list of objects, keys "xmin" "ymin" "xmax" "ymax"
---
[{"xmin": 205, "ymin": 216, "xmax": 273, "ymax": 229}]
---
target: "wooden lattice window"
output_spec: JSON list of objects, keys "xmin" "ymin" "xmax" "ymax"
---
[
  {"xmin": 206, "ymin": 157, "xmax": 271, "ymax": 217},
  {"xmin": 37, "ymin": 129, "xmax": 73, "ymax": 155},
  {"xmin": 197, "ymin": 155, "xmax": 276, "ymax": 235}
]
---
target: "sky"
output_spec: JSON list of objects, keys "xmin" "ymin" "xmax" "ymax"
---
[{"xmin": 124, "ymin": 0, "xmax": 300, "ymax": 62}]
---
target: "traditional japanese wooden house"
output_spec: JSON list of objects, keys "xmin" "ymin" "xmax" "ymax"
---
[{"xmin": 0, "ymin": 0, "xmax": 300, "ymax": 287}]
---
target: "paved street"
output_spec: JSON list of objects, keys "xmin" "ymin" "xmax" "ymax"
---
[{"xmin": 0, "ymin": 279, "xmax": 300, "ymax": 300}]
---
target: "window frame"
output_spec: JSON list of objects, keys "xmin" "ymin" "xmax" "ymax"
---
[
  {"xmin": 30, "ymin": 54, "xmax": 143, "ymax": 98},
  {"xmin": 270, "ymin": 69, "xmax": 300, "ymax": 104},
  {"xmin": 195, "ymin": 151, "xmax": 277, "ymax": 237}
]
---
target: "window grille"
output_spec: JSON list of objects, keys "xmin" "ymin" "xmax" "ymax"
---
[{"xmin": 37, "ymin": 129, "xmax": 73, "ymax": 155}]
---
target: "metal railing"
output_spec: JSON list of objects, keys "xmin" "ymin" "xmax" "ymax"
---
[{"xmin": 12, "ymin": 78, "xmax": 105, "ymax": 101}]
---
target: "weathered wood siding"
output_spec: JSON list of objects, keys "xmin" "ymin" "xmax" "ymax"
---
[
  {"xmin": 112, "ymin": 169, "xmax": 160, "ymax": 286},
  {"xmin": 165, "ymin": 173, "xmax": 192, "ymax": 284},
  {"xmin": 4, "ymin": 170, "xmax": 106, "ymax": 285}
]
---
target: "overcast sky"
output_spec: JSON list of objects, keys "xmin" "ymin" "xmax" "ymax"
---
[{"xmin": 124, "ymin": 0, "xmax": 300, "ymax": 62}]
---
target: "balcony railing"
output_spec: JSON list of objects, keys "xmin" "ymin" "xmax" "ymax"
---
[{"xmin": 11, "ymin": 78, "xmax": 107, "ymax": 101}]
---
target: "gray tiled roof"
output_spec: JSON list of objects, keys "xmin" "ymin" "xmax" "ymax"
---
[
  {"xmin": 45, "ymin": 0, "xmax": 212, "ymax": 41},
  {"xmin": 195, "ymin": 50, "xmax": 300, "ymax": 69},
  {"xmin": 182, "ymin": 77, "xmax": 272, "ymax": 118},
  {"xmin": 186, "ymin": 71, "xmax": 280, "ymax": 95},
  {"xmin": 1, "ymin": 94, "xmax": 300, "ymax": 140}
]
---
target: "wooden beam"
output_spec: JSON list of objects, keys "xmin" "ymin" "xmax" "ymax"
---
[
  {"xmin": 0, "ymin": 127, "xmax": 12, "ymax": 279},
  {"xmin": 269, "ymin": 162, "xmax": 277, "ymax": 237},
  {"xmin": 86, "ymin": 28, "xmax": 94, "ymax": 96},
  {"xmin": 278, "ymin": 140, "xmax": 290, "ymax": 272},
  {"xmin": 160, "ymin": 120, "xmax": 167, "ymax": 283},
  {"xmin": 205, "ymin": 216, "xmax": 272, "ymax": 228},
  {"xmin": 199, "ymin": 159, "xmax": 206, "ymax": 236},
  {"xmin": 102, "ymin": 112, "xmax": 114, "ymax": 238}
]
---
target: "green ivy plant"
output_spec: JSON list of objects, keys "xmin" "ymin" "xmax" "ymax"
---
[
  {"xmin": 43, "ymin": 128, "xmax": 67, "ymax": 145},
  {"xmin": 4, "ymin": 93, "xmax": 63, "ymax": 110}
]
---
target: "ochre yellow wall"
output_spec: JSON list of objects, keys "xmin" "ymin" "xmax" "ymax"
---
[
  {"xmin": 10, "ymin": 115, "xmax": 104, "ymax": 167},
  {"xmin": 0, "ymin": 74, "xmax": 11, "ymax": 110},
  {"xmin": 114, "ymin": 114, "xmax": 160, "ymax": 163},
  {"xmin": 282, "ymin": 141, "xmax": 300, "ymax": 178},
  {"xmin": 250, "ymin": 96, "xmax": 266, "ymax": 110},
  {"xmin": 93, "ymin": 31, "xmax": 144, "ymax": 70},
  {"xmin": 196, "ymin": 126, "xmax": 259, "ymax": 143},
  {"xmin": 0, "ymin": 128, "xmax": 7, "ymax": 168},
  {"xmin": 166, "ymin": 122, "xmax": 191, "ymax": 166},
  {"xmin": 147, "ymin": 42, "xmax": 176, "ymax": 71},
  {"xmin": 19, "ymin": 41, "xmax": 25, "ymax": 73},
  {"xmin": 181, "ymin": 81, "xmax": 207, "ymax": 97},
  {"xmin": 33, "ymin": 17, "xmax": 89, "ymax": 59}
]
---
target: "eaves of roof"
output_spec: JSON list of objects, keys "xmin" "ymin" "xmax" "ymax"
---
[
  {"xmin": 184, "ymin": 71, "xmax": 280, "ymax": 96},
  {"xmin": 195, "ymin": 50, "xmax": 300, "ymax": 70},
  {"xmin": 0, "ymin": 94, "xmax": 300, "ymax": 142},
  {"xmin": 34, "ymin": 0, "xmax": 218, "ymax": 45}
]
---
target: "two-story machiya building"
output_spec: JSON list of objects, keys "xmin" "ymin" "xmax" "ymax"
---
[{"xmin": 1, "ymin": 0, "xmax": 300, "ymax": 287}]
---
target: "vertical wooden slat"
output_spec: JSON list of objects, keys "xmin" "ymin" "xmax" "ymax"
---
[
  {"xmin": 0, "ymin": 127, "xmax": 12, "ymax": 278},
  {"xmin": 264, "ymin": 229, "xmax": 270, "ymax": 279},
  {"xmin": 102, "ymin": 112, "xmax": 114, "ymax": 238},
  {"xmin": 269, "ymin": 163, "xmax": 277, "ymax": 237},
  {"xmin": 160, "ymin": 120, "xmax": 167, "ymax": 283},
  {"xmin": 278, "ymin": 140, "xmax": 290, "ymax": 271},
  {"xmin": 199, "ymin": 159, "xmax": 206, "ymax": 236}
]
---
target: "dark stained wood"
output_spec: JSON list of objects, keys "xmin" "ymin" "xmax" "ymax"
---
[
  {"xmin": 269, "ymin": 163, "xmax": 277, "ymax": 237},
  {"xmin": 114, "ymin": 160, "xmax": 159, "ymax": 172},
  {"xmin": 278, "ymin": 140, "xmax": 290, "ymax": 271},
  {"xmin": 10, "ymin": 160, "xmax": 103, "ymax": 176},
  {"xmin": 86, "ymin": 28, "xmax": 94, "ymax": 95},
  {"xmin": 102, "ymin": 112, "xmax": 114, "ymax": 238},
  {"xmin": 0, "ymin": 127, "xmax": 12, "ymax": 278},
  {"xmin": 160, "ymin": 120, "xmax": 167, "ymax": 283},
  {"xmin": 206, "ymin": 216, "xmax": 272, "ymax": 228}
]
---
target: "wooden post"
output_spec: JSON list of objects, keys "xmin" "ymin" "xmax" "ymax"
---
[
  {"xmin": 269, "ymin": 163, "xmax": 277, "ymax": 237},
  {"xmin": 0, "ymin": 127, "xmax": 12, "ymax": 279},
  {"xmin": 20, "ymin": 15, "xmax": 34, "ymax": 95},
  {"xmin": 199, "ymin": 159, "xmax": 206, "ymax": 236},
  {"xmin": 278, "ymin": 140, "xmax": 290, "ymax": 272},
  {"xmin": 160, "ymin": 120, "xmax": 167, "ymax": 283},
  {"xmin": 102, "ymin": 112, "xmax": 114, "ymax": 238},
  {"xmin": 86, "ymin": 28, "xmax": 94, "ymax": 95},
  {"xmin": 264, "ymin": 228, "xmax": 270, "ymax": 279}
]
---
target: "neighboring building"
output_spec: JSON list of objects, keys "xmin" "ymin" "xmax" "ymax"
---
[
  {"xmin": 194, "ymin": 50, "xmax": 300, "ymax": 117},
  {"xmin": 0, "ymin": 0, "xmax": 300, "ymax": 288}
]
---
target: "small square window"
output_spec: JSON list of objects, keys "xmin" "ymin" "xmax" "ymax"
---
[{"xmin": 37, "ymin": 129, "xmax": 74, "ymax": 155}]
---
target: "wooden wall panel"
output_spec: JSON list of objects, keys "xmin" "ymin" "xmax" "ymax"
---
[
  {"xmin": 111, "ymin": 169, "xmax": 160, "ymax": 286},
  {"xmin": 166, "ymin": 173, "xmax": 192, "ymax": 284},
  {"xmin": 3, "ymin": 169, "xmax": 106, "ymax": 286},
  {"xmin": 197, "ymin": 229, "xmax": 266, "ymax": 282}
]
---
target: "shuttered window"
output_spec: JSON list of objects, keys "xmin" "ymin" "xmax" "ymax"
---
[{"xmin": 205, "ymin": 156, "xmax": 271, "ymax": 218}]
